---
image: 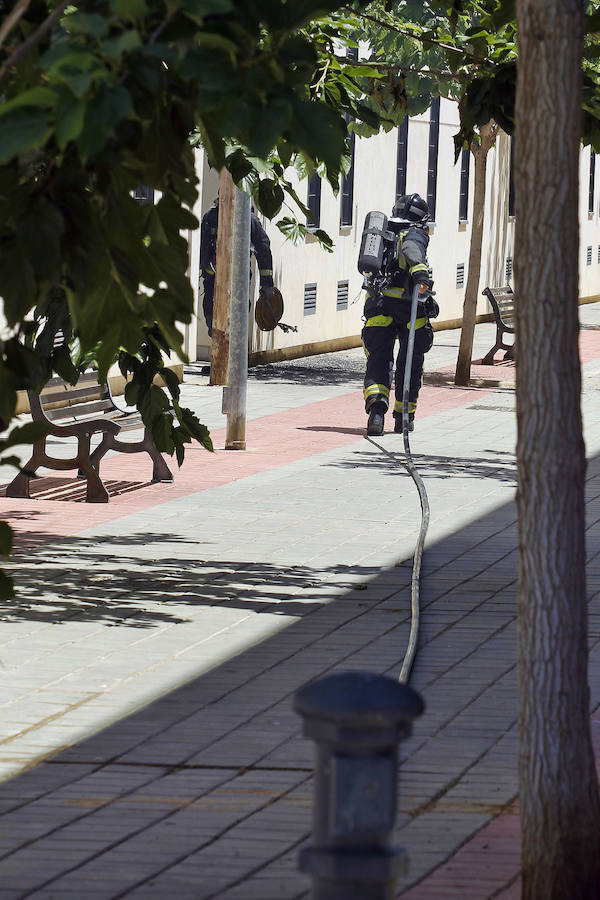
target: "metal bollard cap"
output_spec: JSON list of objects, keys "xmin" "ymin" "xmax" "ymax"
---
[{"xmin": 294, "ymin": 671, "xmax": 424, "ymax": 745}]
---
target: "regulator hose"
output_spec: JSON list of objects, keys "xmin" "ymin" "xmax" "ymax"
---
[{"xmin": 366, "ymin": 283, "xmax": 431, "ymax": 684}]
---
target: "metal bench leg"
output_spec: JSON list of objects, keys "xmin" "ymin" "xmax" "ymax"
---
[
  {"xmin": 80, "ymin": 459, "xmax": 110, "ymax": 502},
  {"xmin": 481, "ymin": 341, "xmax": 502, "ymax": 365},
  {"xmin": 75, "ymin": 434, "xmax": 109, "ymax": 502},
  {"xmin": 143, "ymin": 430, "xmax": 174, "ymax": 482},
  {"xmin": 5, "ymin": 441, "xmax": 46, "ymax": 499},
  {"xmin": 89, "ymin": 435, "xmax": 112, "ymax": 471}
]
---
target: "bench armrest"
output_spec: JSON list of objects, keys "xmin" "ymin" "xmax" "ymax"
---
[{"xmin": 45, "ymin": 419, "xmax": 121, "ymax": 438}]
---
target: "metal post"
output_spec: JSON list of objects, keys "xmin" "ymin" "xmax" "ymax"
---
[
  {"xmin": 223, "ymin": 187, "xmax": 250, "ymax": 450},
  {"xmin": 294, "ymin": 671, "xmax": 424, "ymax": 900}
]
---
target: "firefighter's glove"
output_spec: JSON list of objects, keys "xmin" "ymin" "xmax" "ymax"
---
[{"xmin": 423, "ymin": 296, "xmax": 440, "ymax": 319}]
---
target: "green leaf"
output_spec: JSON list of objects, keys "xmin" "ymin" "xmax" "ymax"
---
[
  {"xmin": 0, "ymin": 569, "xmax": 14, "ymax": 601},
  {"xmin": 312, "ymin": 228, "xmax": 334, "ymax": 252},
  {"xmin": 193, "ymin": 31, "xmax": 239, "ymax": 56},
  {"xmin": 151, "ymin": 412, "xmax": 175, "ymax": 454},
  {"xmin": 277, "ymin": 140, "xmax": 293, "ymax": 168},
  {"xmin": 0, "ymin": 422, "xmax": 47, "ymax": 452},
  {"xmin": 78, "ymin": 87, "xmax": 135, "ymax": 158},
  {"xmin": 288, "ymin": 99, "xmax": 346, "ymax": 173},
  {"xmin": 124, "ymin": 379, "xmax": 140, "ymax": 406},
  {"xmin": 276, "ymin": 216, "xmax": 308, "ymax": 245},
  {"xmin": 101, "ymin": 30, "xmax": 142, "ymax": 58},
  {"xmin": 0, "ymin": 87, "xmax": 57, "ymax": 117},
  {"xmin": 0, "ymin": 109, "xmax": 51, "ymax": 164},
  {"xmin": 64, "ymin": 12, "xmax": 110, "ymax": 38},
  {"xmin": 179, "ymin": 0, "xmax": 234, "ymax": 19},
  {"xmin": 258, "ymin": 178, "xmax": 285, "ymax": 218},
  {"xmin": 52, "ymin": 344, "xmax": 80, "ymax": 384},
  {"xmin": 140, "ymin": 384, "xmax": 170, "ymax": 428},
  {"xmin": 42, "ymin": 49, "xmax": 99, "ymax": 76},
  {"xmin": 342, "ymin": 64, "xmax": 387, "ymax": 79},
  {"xmin": 175, "ymin": 437, "xmax": 185, "ymax": 467},
  {"xmin": 17, "ymin": 197, "xmax": 64, "ymax": 281},
  {"xmin": 112, "ymin": 0, "xmax": 148, "ymax": 19},
  {"xmin": 0, "ymin": 242, "xmax": 37, "ymax": 325},
  {"xmin": 0, "ymin": 366, "xmax": 18, "ymax": 426},
  {"xmin": 180, "ymin": 408, "xmax": 213, "ymax": 451},
  {"xmin": 226, "ymin": 148, "xmax": 253, "ymax": 184},
  {"xmin": 54, "ymin": 95, "xmax": 87, "ymax": 148},
  {"xmin": 159, "ymin": 366, "xmax": 181, "ymax": 401},
  {"xmin": 0, "ymin": 522, "xmax": 13, "ymax": 557}
]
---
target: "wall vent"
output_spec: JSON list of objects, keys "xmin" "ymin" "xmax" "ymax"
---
[
  {"xmin": 133, "ymin": 185, "xmax": 154, "ymax": 205},
  {"xmin": 587, "ymin": 246, "xmax": 593, "ymax": 266},
  {"xmin": 304, "ymin": 283, "xmax": 317, "ymax": 315},
  {"xmin": 598, "ymin": 245, "xmax": 600, "ymax": 264},
  {"xmin": 505, "ymin": 256, "xmax": 513, "ymax": 283},
  {"xmin": 336, "ymin": 280, "xmax": 349, "ymax": 311},
  {"xmin": 456, "ymin": 263, "xmax": 464, "ymax": 289}
]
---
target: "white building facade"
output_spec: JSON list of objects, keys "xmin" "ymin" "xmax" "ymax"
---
[{"xmin": 189, "ymin": 97, "xmax": 600, "ymax": 364}]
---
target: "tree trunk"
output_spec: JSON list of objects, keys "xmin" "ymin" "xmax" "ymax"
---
[
  {"xmin": 515, "ymin": 0, "xmax": 600, "ymax": 897},
  {"xmin": 454, "ymin": 121, "xmax": 497, "ymax": 387},
  {"xmin": 209, "ymin": 168, "xmax": 235, "ymax": 386}
]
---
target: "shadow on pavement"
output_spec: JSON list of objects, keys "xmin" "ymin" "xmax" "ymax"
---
[
  {"xmin": 1, "ymin": 454, "xmax": 599, "ymax": 898},
  {"xmin": 2, "ymin": 543, "xmax": 382, "ymax": 627},
  {"xmin": 328, "ymin": 448, "xmax": 518, "ymax": 484}
]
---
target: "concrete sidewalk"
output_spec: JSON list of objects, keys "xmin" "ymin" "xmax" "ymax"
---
[{"xmin": 1, "ymin": 309, "xmax": 600, "ymax": 898}]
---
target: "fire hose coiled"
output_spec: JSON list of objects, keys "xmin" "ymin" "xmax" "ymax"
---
[{"xmin": 367, "ymin": 283, "xmax": 430, "ymax": 683}]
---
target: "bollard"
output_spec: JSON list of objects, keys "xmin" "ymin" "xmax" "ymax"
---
[{"xmin": 294, "ymin": 670, "xmax": 424, "ymax": 900}]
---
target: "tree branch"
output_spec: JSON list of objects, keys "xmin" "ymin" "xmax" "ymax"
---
[
  {"xmin": 334, "ymin": 54, "xmax": 455, "ymax": 79},
  {"xmin": 346, "ymin": 7, "xmax": 492, "ymax": 65},
  {"xmin": 0, "ymin": 0, "xmax": 71, "ymax": 88},
  {"xmin": 149, "ymin": 9, "xmax": 175, "ymax": 45},
  {"xmin": 0, "ymin": 0, "xmax": 32, "ymax": 51}
]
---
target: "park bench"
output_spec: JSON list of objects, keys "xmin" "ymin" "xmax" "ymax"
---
[
  {"xmin": 6, "ymin": 370, "xmax": 173, "ymax": 503},
  {"xmin": 481, "ymin": 285, "xmax": 516, "ymax": 365}
]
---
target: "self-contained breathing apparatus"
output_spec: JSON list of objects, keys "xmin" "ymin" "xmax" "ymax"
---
[{"xmin": 357, "ymin": 209, "xmax": 438, "ymax": 319}]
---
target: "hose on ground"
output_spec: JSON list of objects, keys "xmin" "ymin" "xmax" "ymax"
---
[{"xmin": 366, "ymin": 283, "xmax": 430, "ymax": 684}]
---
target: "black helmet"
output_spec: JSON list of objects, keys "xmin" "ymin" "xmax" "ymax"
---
[{"xmin": 392, "ymin": 193, "xmax": 429, "ymax": 223}]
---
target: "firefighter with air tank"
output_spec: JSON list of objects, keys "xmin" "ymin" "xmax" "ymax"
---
[{"xmin": 358, "ymin": 193, "xmax": 439, "ymax": 436}]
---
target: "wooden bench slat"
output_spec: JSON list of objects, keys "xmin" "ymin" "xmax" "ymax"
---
[
  {"xmin": 48, "ymin": 407, "xmax": 143, "ymax": 428},
  {"xmin": 44, "ymin": 371, "xmax": 99, "ymax": 390},
  {"xmin": 46, "ymin": 399, "xmax": 114, "ymax": 421},
  {"xmin": 41, "ymin": 384, "xmax": 106, "ymax": 405}
]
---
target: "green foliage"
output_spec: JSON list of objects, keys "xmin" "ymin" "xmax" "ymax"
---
[
  {"xmin": 0, "ymin": 569, "xmax": 14, "ymax": 601},
  {"xmin": 118, "ymin": 325, "xmax": 214, "ymax": 463},
  {"xmin": 357, "ymin": 0, "xmax": 600, "ymax": 155}
]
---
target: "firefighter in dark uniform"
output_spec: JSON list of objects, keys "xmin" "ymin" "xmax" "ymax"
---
[
  {"xmin": 200, "ymin": 201, "xmax": 275, "ymax": 335},
  {"xmin": 362, "ymin": 193, "xmax": 438, "ymax": 436}
]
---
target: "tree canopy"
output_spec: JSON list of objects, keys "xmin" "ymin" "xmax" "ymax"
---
[
  {"xmin": 0, "ymin": 0, "xmax": 409, "ymax": 596},
  {"xmin": 2, "ymin": 0, "xmax": 600, "ymax": 600}
]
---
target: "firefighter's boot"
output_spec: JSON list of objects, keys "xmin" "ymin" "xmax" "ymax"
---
[
  {"xmin": 367, "ymin": 404, "xmax": 386, "ymax": 436},
  {"xmin": 394, "ymin": 413, "xmax": 414, "ymax": 433}
]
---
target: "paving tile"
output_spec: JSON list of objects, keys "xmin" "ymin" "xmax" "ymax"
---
[{"xmin": 1, "ymin": 313, "xmax": 600, "ymax": 896}]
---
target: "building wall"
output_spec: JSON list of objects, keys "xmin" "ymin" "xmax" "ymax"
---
[
  {"xmin": 192, "ymin": 98, "xmax": 581, "ymax": 360},
  {"xmin": 195, "ymin": 101, "xmax": 600, "ymax": 362}
]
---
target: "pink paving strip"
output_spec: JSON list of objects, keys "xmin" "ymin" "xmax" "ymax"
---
[
  {"xmin": 0, "ymin": 382, "xmax": 493, "ymax": 551},
  {"xmin": 399, "ymin": 689, "xmax": 600, "ymax": 897}
]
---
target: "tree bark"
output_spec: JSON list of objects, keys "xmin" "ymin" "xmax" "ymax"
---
[
  {"xmin": 515, "ymin": 0, "xmax": 600, "ymax": 897},
  {"xmin": 454, "ymin": 120, "xmax": 497, "ymax": 387},
  {"xmin": 209, "ymin": 168, "xmax": 235, "ymax": 386}
]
